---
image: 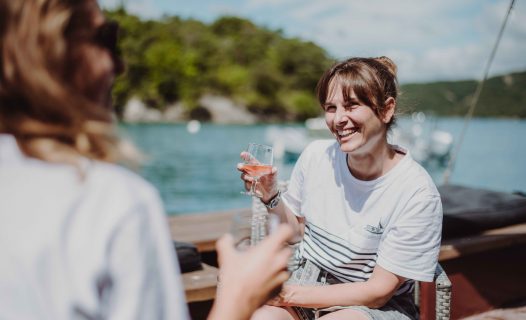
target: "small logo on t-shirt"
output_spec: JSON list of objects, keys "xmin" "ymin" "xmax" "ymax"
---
[{"xmin": 364, "ymin": 223, "xmax": 384, "ymax": 235}]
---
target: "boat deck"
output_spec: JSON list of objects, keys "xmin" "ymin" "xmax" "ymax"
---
[
  {"xmin": 169, "ymin": 210, "xmax": 526, "ymax": 257},
  {"xmin": 169, "ymin": 208, "xmax": 249, "ymax": 253},
  {"xmin": 169, "ymin": 211, "xmax": 526, "ymax": 319},
  {"xmin": 461, "ymin": 306, "xmax": 526, "ymax": 319}
]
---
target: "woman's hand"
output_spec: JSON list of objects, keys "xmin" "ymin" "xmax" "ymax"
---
[
  {"xmin": 266, "ymin": 284, "xmax": 299, "ymax": 307},
  {"xmin": 209, "ymin": 225, "xmax": 293, "ymax": 320},
  {"xmin": 237, "ymin": 151, "xmax": 279, "ymax": 202}
]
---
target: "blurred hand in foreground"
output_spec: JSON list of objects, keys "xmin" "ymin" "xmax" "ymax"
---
[{"xmin": 208, "ymin": 225, "xmax": 293, "ymax": 320}]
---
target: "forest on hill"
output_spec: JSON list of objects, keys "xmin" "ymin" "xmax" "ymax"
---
[
  {"xmin": 400, "ymin": 71, "xmax": 526, "ymax": 118},
  {"xmin": 106, "ymin": 8, "xmax": 526, "ymax": 121},
  {"xmin": 105, "ymin": 8, "xmax": 332, "ymax": 121}
]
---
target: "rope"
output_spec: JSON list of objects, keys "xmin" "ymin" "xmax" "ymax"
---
[{"xmin": 442, "ymin": 0, "xmax": 516, "ymax": 185}]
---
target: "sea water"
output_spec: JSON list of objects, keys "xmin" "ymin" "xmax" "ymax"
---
[{"xmin": 121, "ymin": 117, "xmax": 526, "ymax": 215}]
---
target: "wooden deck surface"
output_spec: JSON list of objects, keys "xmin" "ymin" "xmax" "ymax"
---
[
  {"xmin": 170, "ymin": 209, "xmax": 526, "ymax": 318},
  {"xmin": 461, "ymin": 306, "xmax": 526, "ymax": 320},
  {"xmin": 169, "ymin": 208, "xmax": 249, "ymax": 252},
  {"xmin": 181, "ymin": 264, "xmax": 218, "ymax": 303},
  {"xmin": 169, "ymin": 209, "xmax": 526, "ymax": 260},
  {"xmin": 439, "ymin": 222, "xmax": 526, "ymax": 260}
]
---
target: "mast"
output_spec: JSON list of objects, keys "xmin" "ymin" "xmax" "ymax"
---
[{"xmin": 442, "ymin": 0, "xmax": 516, "ymax": 185}]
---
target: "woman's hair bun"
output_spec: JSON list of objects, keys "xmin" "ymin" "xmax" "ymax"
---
[{"xmin": 374, "ymin": 56, "xmax": 397, "ymax": 77}]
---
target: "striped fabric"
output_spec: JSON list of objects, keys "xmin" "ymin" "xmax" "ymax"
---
[{"xmin": 302, "ymin": 223, "xmax": 414, "ymax": 296}]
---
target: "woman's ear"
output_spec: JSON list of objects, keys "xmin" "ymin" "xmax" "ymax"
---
[{"xmin": 381, "ymin": 97, "xmax": 396, "ymax": 124}]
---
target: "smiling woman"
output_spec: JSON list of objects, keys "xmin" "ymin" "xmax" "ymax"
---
[{"xmin": 241, "ymin": 57, "xmax": 443, "ymax": 320}]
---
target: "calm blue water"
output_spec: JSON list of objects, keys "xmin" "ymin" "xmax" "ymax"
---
[{"xmin": 121, "ymin": 118, "xmax": 526, "ymax": 216}]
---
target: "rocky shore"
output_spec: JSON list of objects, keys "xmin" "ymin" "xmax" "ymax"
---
[{"xmin": 122, "ymin": 94, "xmax": 257, "ymax": 124}]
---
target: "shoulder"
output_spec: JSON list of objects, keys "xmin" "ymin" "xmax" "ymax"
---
[
  {"xmin": 411, "ymin": 163, "xmax": 440, "ymax": 199},
  {"xmin": 294, "ymin": 139, "xmax": 339, "ymax": 172},
  {"xmin": 302, "ymin": 139, "xmax": 338, "ymax": 159},
  {"xmin": 75, "ymin": 161, "xmax": 166, "ymax": 238},
  {"xmin": 396, "ymin": 152, "xmax": 440, "ymax": 199},
  {"xmin": 86, "ymin": 161, "xmax": 160, "ymax": 205},
  {"xmin": 383, "ymin": 152, "xmax": 442, "ymax": 219},
  {"xmin": 0, "ymin": 134, "xmax": 158, "ymax": 203},
  {"xmin": 390, "ymin": 157, "xmax": 442, "ymax": 223},
  {"xmin": 305, "ymin": 139, "xmax": 337, "ymax": 151}
]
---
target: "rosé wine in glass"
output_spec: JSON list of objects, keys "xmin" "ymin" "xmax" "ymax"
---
[
  {"xmin": 241, "ymin": 143, "xmax": 273, "ymax": 197},
  {"xmin": 239, "ymin": 164, "xmax": 273, "ymax": 179}
]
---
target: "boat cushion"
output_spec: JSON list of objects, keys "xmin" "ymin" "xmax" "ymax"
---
[
  {"xmin": 173, "ymin": 240, "xmax": 203, "ymax": 273},
  {"xmin": 439, "ymin": 184, "xmax": 526, "ymax": 239}
]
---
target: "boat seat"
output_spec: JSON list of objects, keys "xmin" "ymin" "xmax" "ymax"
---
[
  {"xmin": 414, "ymin": 264, "xmax": 452, "ymax": 320},
  {"xmin": 173, "ymin": 240, "xmax": 203, "ymax": 273},
  {"xmin": 439, "ymin": 184, "xmax": 526, "ymax": 239}
]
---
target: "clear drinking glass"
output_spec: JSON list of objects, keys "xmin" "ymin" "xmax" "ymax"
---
[
  {"xmin": 230, "ymin": 211, "xmax": 253, "ymax": 251},
  {"xmin": 228, "ymin": 212, "xmax": 288, "ymax": 298},
  {"xmin": 240, "ymin": 143, "xmax": 273, "ymax": 197},
  {"xmin": 229, "ymin": 212, "xmax": 280, "ymax": 249}
]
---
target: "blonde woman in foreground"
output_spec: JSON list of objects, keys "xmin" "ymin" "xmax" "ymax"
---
[{"xmin": 0, "ymin": 1, "xmax": 292, "ymax": 319}]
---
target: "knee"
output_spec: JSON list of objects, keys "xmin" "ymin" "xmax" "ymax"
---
[
  {"xmin": 318, "ymin": 309, "xmax": 369, "ymax": 320},
  {"xmin": 251, "ymin": 305, "xmax": 293, "ymax": 320}
]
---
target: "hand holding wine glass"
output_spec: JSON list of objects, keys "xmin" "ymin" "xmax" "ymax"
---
[{"xmin": 238, "ymin": 143, "xmax": 275, "ymax": 198}]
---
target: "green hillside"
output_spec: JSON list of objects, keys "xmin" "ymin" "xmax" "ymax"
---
[
  {"xmin": 105, "ymin": 8, "xmax": 333, "ymax": 121},
  {"xmin": 400, "ymin": 71, "xmax": 526, "ymax": 118},
  {"xmin": 106, "ymin": 8, "xmax": 526, "ymax": 120}
]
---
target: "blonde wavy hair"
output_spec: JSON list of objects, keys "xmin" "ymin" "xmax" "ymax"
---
[{"xmin": 0, "ymin": 0, "xmax": 130, "ymax": 166}]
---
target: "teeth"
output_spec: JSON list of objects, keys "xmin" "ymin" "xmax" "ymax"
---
[{"xmin": 337, "ymin": 128, "xmax": 357, "ymax": 137}]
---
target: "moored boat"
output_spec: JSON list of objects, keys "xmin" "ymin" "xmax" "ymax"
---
[{"xmin": 266, "ymin": 113, "xmax": 453, "ymax": 166}]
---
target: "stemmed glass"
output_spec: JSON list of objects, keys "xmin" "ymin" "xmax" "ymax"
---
[
  {"xmin": 240, "ymin": 143, "xmax": 273, "ymax": 197},
  {"xmin": 230, "ymin": 210, "xmax": 282, "ymax": 248},
  {"xmin": 230, "ymin": 212, "xmax": 253, "ymax": 251},
  {"xmin": 227, "ymin": 211, "xmax": 295, "ymax": 298}
]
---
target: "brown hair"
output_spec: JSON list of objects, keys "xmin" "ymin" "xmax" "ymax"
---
[
  {"xmin": 316, "ymin": 56, "xmax": 399, "ymax": 130},
  {"xmin": 0, "ymin": 0, "xmax": 125, "ymax": 166}
]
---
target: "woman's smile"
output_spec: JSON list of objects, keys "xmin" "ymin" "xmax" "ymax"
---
[{"xmin": 337, "ymin": 127, "xmax": 360, "ymax": 141}]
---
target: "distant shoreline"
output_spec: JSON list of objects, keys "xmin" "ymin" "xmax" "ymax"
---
[{"xmin": 118, "ymin": 114, "xmax": 526, "ymax": 125}]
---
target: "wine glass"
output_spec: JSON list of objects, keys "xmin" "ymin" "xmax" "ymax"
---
[
  {"xmin": 229, "ymin": 212, "xmax": 280, "ymax": 249},
  {"xmin": 240, "ymin": 143, "xmax": 273, "ymax": 197},
  {"xmin": 227, "ymin": 212, "xmax": 293, "ymax": 298},
  {"xmin": 230, "ymin": 210, "xmax": 300, "ymax": 276},
  {"xmin": 230, "ymin": 211, "xmax": 253, "ymax": 251}
]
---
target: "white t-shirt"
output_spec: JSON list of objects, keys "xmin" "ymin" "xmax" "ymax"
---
[
  {"xmin": 282, "ymin": 140, "xmax": 442, "ymax": 291},
  {"xmin": 0, "ymin": 134, "xmax": 189, "ymax": 319}
]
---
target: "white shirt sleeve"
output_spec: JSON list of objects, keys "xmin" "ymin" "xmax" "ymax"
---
[
  {"xmin": 106, "ymin": 187, "xmax": 189, "ymax": 320},
  {"xmin": 376, "ymin": 195, "xmax": 443, "ymax": 282}
]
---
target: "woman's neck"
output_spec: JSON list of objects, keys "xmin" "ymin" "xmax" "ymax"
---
[{"xmin": 346, "ymin": 141, "xmax": 402, "ymax": 181}]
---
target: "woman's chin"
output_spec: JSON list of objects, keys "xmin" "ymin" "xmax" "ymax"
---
[{"xmin": 338, "ymin": 142, "xmax": 357, "ymax": 153}]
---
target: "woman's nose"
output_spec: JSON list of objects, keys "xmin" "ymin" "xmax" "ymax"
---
[{"xmin": 334, "ymin": 106, "xmax": 346, "ymax": 125}]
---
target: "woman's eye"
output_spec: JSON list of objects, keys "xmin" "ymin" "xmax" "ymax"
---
[{"xmin": 325, "ymin": 105, "xmax": 336, "ymax": 113}]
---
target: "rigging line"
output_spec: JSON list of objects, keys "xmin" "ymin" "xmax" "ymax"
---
[{"xmin": 442, "ymin": 0, "xmax": 516, "ymax": 185}]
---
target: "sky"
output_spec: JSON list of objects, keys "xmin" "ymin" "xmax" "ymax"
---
[{"xmin": 99, "ymin": 0, "xmax": 526, "ymax": 84}]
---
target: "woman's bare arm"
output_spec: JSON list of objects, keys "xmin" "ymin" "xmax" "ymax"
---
[{"xmin": 269, "ymin": 264, "xmax": 406, "ymax": 309}]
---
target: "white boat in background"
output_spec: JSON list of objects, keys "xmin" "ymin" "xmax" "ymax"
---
[
  {"xmin": 266, "ymin": 112, "xmax": 453, "ymax": 166},
  {"xmin": 304, "ymin": 117, "xmax": 333, "ymax": 139},
  {"xmin": 265, "ymin": 126, "xmax": 308, "ymax": 163},
  {"xmin": 389, "ymin": 112, "xmax": 453, "ymax": 165}
]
